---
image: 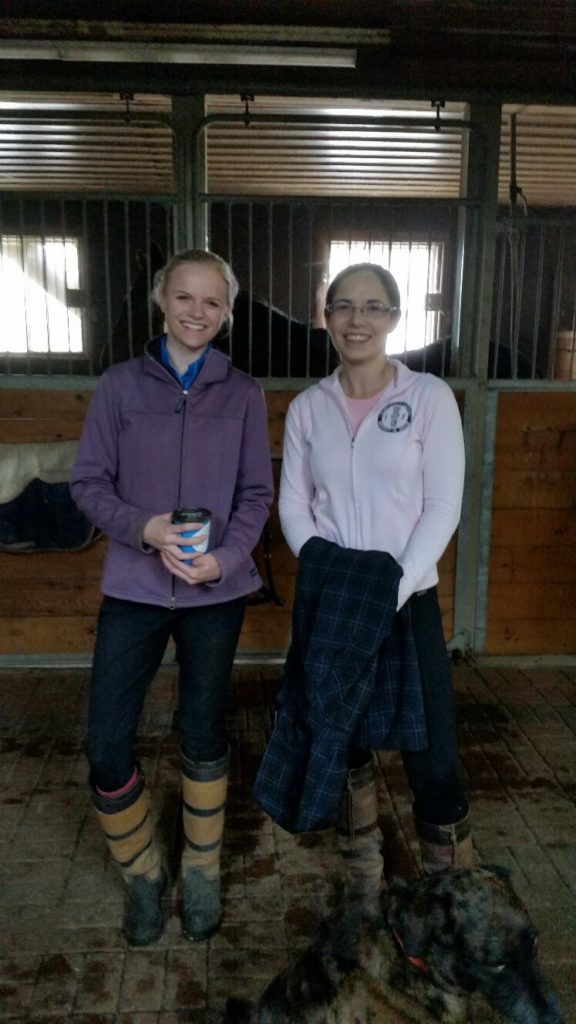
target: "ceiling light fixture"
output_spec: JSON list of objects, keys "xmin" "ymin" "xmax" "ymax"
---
[{"xmin": 0, "ymin": 40, "xmax": 357, "ymax": 68}]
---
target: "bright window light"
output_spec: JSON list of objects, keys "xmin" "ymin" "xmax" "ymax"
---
[
  {"xmin": 0, "ymin": 235, "xmax": 84, "ymax": 354},
  {"xmin": 329, "ymin": 240, "xmax": 444, "ymax": 353}
]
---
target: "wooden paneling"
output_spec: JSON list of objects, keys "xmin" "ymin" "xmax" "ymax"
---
[
  {"xmin": 0, "ymin": 389, "xmax": 92, "ymax": 419},
  {"xmin": 495, "ymin": 429, "xmax": 576, "ymax": 470},
  {"xmin": 486, "ymin": 391, "xmax": 576, "ymax": 656},
  {"xmin": 0, "ymin": 388, "xmax": 97, "ymax": 654},
  {"xmin": 494, "ymin": 392, "xmax": 576, "ymax": 431},
  {"xmin": 0, "ymin": 386, "xmax": 459, "ymax": 657},
  {"xmin": 487, "ymin": 619, "xmax": 575, "ymax": 657},
  {"xmin": 490, "ymin": 544, "xmax": 576, "ymax": 583},
  {"xmin": 264, "ymin": 390, "xmax": 297, "ymax": 459},
  {"xmin": 490, "ymin": 507, "xmax": 576, "ymax": 547},
  {"xmin": 2, "ymin": 615, "xmax": 98, "ymax": 654},
  {"xmin": 0, "ymin": 387, "xmax": 300, "ymax": 656},
  {"xmin": 492, "ymin": 470, "xmax": 575, "ymax": 509}
]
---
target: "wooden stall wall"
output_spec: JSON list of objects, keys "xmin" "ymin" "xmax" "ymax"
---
[
  {"xmin": 0, "ymin": 387, "xmax": 458, "ymax": 658},
  {"xmin": 0, "ymin": 389, "xmax": 99, "ymax": 655},
  {"xmin": 486, "ymin": 391, "xmax": 576, "ymax": 655}
]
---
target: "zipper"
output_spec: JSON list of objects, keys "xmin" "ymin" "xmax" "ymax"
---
[
  {"xmin": 170, "ymin": 386, "xmax": 189, "ymax": 610},
  {"xmin": 144, "ymin": 347, "xmax": 191, "ymax": 611},
  {"xmin": 174, "ymin": 390, "xmax": 188, "ymax": 414},
  {"xmin": 325, "ymin": 385, "xmax": 361, "ymax": 544},
  {"xmin": 349, "ymin": 433, "xmax": 361, "ymax": 545},
  {"xmin": 174, "ymin": 388, "xmax": 188, "ymax": 506}
]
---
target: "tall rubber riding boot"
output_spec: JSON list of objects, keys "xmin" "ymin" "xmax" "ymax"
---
[
  {"xmin": 414, "ymin": 812, "xmax": 475, "ymax": 875},
  {"xmin": 92, "ymin": 771, "xmax": 166, "ymax": 945},
  {"xmin": 336, "ymin": 758, "xmax": 384, "ymax": 906},
  {"xmin": 181, "ymin": 748, "xmax": 229, "ymax": 941}
]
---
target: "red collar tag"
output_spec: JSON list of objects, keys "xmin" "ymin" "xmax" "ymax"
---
[{"xmin": 392, "ymin": 929, "xmax": 430, "ymax": 973}]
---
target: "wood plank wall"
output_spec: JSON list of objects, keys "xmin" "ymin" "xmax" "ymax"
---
[
  {"xmin": 486, "ymin": 391, "xmax": 576, "ymax": 655},
  {"xmin": 4, "ymin": 386, "xmax": 572, "ymax": 658}
]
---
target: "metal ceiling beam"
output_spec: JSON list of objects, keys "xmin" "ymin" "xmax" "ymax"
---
[
  {"xmin": 0, "ymin": 56, "xmax": 572, "ymax": 105},
  {"xmin": 0, "ymin": 11, "xmax": 573, "ymax": 104}
]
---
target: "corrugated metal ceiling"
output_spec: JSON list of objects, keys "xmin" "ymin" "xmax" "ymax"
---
[{"xmin": 0, "ymin": 92, "xmax": 574, "ymax": 206}]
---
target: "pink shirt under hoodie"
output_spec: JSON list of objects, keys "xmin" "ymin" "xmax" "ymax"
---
[{"xmin": 279, "ymin": 359, "xmax": 465, "ymax": 611}]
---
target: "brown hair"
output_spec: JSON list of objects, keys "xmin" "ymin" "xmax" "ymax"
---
[{"xmin": 325, "ymin": 262, "xmax": 401, "ymax": 313}]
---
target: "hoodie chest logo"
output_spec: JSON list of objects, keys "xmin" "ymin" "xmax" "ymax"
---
[{"xmin": 378, "ymin": 401, "xmax": 412, "ymax": 433}]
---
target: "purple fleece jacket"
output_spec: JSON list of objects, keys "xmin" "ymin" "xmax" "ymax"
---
[{"xmin": 70, "ymin": 339, "xmax": 274, "ymax": 608}]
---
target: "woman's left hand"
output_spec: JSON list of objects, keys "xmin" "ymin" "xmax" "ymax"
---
[{"xmin": 160, "ymin": 550, "xmax": 222, "ymax": 585}]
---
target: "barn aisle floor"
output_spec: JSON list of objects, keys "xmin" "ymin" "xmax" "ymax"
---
[{"xmin": 1, "ymin": 661, "xmax": 575, "ymax": 1023}]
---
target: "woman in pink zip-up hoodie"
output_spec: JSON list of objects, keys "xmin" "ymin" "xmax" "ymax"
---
[{"xmin": 279, "ymin": 262, "xmax": 472, "ymax": 896}]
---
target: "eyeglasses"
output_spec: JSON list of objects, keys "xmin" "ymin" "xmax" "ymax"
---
[{"xmin": 325, "ymin": 300, "xmax": 398, "ymax": 319}]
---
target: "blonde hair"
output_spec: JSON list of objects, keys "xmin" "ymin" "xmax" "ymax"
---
[{"xmin": 152, "ymin": 248, "xmax": 239, "ymax": 331}]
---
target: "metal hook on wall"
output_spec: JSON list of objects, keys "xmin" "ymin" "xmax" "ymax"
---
[
  {"xmin": 431, "ymin": 98, "xmax": 445, "ymax": 133},
  {"xmin": 240, "ymin": 93, "xmax": 255, "ymax": 127},
  {"xmin": 120, "ymin": 91, "xmax": 134, "ymax": 125},
  {"xmin": 509, "ymin": 112, "xmax": 528, "ymax": 215}
]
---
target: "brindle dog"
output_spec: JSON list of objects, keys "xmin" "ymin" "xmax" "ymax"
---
[{"xmin": 224, "ymin": 867, "xmax": 563, "ymax": 1024}]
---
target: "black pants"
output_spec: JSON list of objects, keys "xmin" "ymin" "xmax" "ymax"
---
[{"xmin": 351, "ymin": 588, "xmax": 468, "ymax": 827}]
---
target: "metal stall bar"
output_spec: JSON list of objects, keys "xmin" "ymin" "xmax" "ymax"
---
[
  {"xmin": 18, "ymin": 197, "xmax": 32, "ymax": 378},
  {"xmin": 304, "ymin": 201, "xmax": 315, "ymax": 380},
  {"xmin": 122, "ymin": 201, "xmax": 134, "ymax": 360},
  {"xmin": 267, "ymin": 201, "xmax": 274, "ymax": 375},
  {"xmin": 472, "ymin": 388, "xmax": 499, "ymax": 652},
  {"xmin": 286, "ymin": 202, "xmax": 294, "ymax": 376},
  {"xmin": 59, "ymin": 199, "xmax": 72, "ymax": 378},
  {"xmin": 37, "ymin": 200, "xmax": 51, "ymax": 376},
  {"xmin": 531, "ymin": 223, "xmax": 545, "ymax": 381},
  {"xmin": 451, "ymin": 102, "xmax": 503, "ymax": 657},
  {"xmin": 102, "ymin": 200, "xmax": 115, "ymax": 369},
  {"xmin": 81, "ymin": 198, "xmax": 94, "ymax": 378},
  {"xmin": 191, "ymin": 105, "xmax": 470, "ymax": 247},
  {"xmin": 205, "ymin": 193, "xmax": 478, "ymax": 386}
]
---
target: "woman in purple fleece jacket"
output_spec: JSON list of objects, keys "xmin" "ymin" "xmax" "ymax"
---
[{"xmin": 71, "ymin": 249, "xmax": 273, "ymax": 946}]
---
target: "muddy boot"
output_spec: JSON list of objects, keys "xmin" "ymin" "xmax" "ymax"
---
[
  {"xmin": 336, "ymin": 757, "xmax": 384, "ymax": 907},
  {"xmin": 93, "ymin": 772, "xmax": 166, "ymax": 946},
  {"xmin": 414, "ymin": 812, "xmax": 475, "ymax": 875},
  {"xmin": 180, "ymin": 748, "xmax": 228, "ymax": 941}
]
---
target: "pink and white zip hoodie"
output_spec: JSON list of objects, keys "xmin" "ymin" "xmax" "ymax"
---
[{"xmin": 279, "ymin": 359, "xmax": 465, "ymax": 610}]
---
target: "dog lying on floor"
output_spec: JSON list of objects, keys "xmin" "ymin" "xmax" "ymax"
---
[{"xmin": 223, "ymin": 866, "xmax": 563, "ymax": 1024}]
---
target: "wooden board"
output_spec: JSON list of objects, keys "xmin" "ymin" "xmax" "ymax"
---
[
  {"xmin": 485, "ymin": 391, "xmax": 576, "ymax": 655},
  {"xmin": 0, "ymin": 387, "xmax": 482, "ymax": 656},
  {"xmin": 490, "ymin": 544, "xmax": 576, "ymax": 583},
  {"xmin": 486, "ymin": 619, "xmax": 576, "ymax": 656}
]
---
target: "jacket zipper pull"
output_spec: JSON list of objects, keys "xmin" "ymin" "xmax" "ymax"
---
[{"xmin": 174, "ymin": 389, "xmax": 188, "ymax": 413}]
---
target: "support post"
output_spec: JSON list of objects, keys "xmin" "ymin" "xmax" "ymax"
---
[
  {"xmin": 451, "ymin": 103, "xmax": 501, "ymax": 656},
  {"xmin": 171, "ymin": 95, "xmax": 208, "ymax": 251}
]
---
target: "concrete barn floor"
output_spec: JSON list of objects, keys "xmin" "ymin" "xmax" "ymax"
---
[{"xmin": 1, "ymin": 661, "xmax": 575, "ymax": 1023}]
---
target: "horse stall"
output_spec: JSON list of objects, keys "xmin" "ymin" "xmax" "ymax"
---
[{"xmin": 0, "ymin": 103, "xmax": 575, "ymax": 666}]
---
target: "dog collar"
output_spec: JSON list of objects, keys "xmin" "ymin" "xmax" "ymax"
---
[{"xmin": 392, "ymin": 929, "xmax": 430, "ymax": 973}]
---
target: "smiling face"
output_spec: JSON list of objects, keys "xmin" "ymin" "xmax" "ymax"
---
[
  {"xmin": 325, "ymin": 268, "xmax": 400, "ymax": 369},
  {"xmin": 157, "ymin": 260, "xmax": 229, "ymax": 372}
]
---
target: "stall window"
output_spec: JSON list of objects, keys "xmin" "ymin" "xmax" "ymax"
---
[{"xmin": 0, "ymin": 235, "xmax": 85, "ymax": 354}]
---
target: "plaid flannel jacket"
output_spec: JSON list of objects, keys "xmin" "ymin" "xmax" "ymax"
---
[{"xmin": 253, "ymin": 537, "xmax": 426, "ymax": 833}]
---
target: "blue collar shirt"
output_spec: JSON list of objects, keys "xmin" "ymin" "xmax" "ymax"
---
[{"xmin": 160, "ymin": 335, "xmax": 212, "ymax": 389}]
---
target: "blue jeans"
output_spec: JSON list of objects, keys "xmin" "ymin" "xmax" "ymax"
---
[
  {"xmin": 351, "ymin": 588, "xmax": 468, "ymax": 827},
  {"xmin": 86, "ymin": 595, "xmax": 245, "ymax": 791}
]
